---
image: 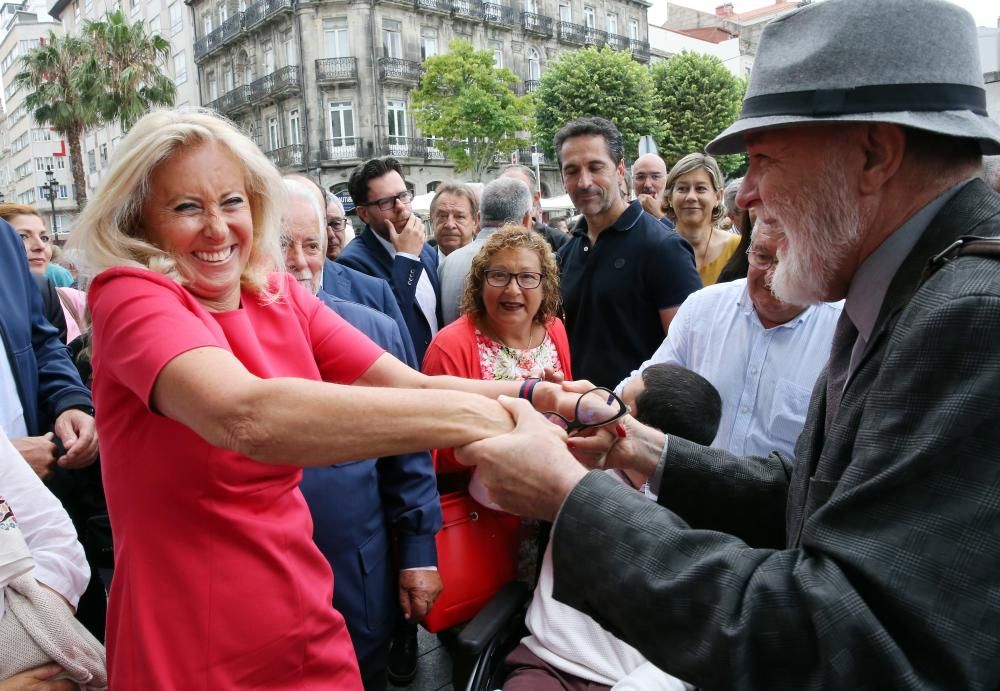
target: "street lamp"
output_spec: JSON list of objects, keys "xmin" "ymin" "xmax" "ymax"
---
[{"xmin": 44, "ymin": 167, "xmax": 58, "ymax": 236}]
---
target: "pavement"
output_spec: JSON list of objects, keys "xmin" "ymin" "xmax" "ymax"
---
[{"xmin": 388, "ymin": 627, "xmax": 456, "ymax": 691}]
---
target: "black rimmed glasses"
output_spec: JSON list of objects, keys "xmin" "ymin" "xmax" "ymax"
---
[
  {"xmin": 485, "ymin": 270, "xmax": 545, "ymax": 290},
  {"xmin": 363, "ymin": 190, "xmax": 413, "ymax": 211},
  {"xmin": 327, "ymin": 217, "xmax": 347, "ymax": 231},
  {"xmin": 543, "ymin": 387, "xmax": 628, "ymax": 433},
  {"xmin": 746, "ymin": 247, "xmax": 779, "ymax": 271}
]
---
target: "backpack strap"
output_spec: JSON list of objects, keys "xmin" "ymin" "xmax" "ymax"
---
[{"xmin": 920, "ymin": 236, "xmax": 1000, "ymax": 286}]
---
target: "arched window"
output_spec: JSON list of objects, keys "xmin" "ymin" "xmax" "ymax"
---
[
  {"xmin": 527, "ymin": 48, "xmax": 541, "ymax": 81},
  {"xmin": 426, "ymin": 180, "xmax": 441, "ymax": 192}
]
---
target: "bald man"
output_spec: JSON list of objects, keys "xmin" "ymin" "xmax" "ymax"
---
[{"xmin": 631, "ymin": 153, "xmax": 674, "ymax": 228}]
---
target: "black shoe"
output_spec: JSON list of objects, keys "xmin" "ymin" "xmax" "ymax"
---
[{"xmin": 386, "ymin": 624, "xmax": 418, "ymax": 686}]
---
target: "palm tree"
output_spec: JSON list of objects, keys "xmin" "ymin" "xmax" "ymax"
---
[
  {"xmin": 83, "ymin": 9, "xmax": 176, "ymax": 132},
  {"xmin": 15, "ymin": 32, "xmax": 99, "ymax": 211}
]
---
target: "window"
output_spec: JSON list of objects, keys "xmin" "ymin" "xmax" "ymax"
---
[
  {"xmin": 201, "ymin": 10, "xmax": 213, "ymax": 35},
  {"xmin": 288, "ymin": 109, "xmax": 301, "ymax": 146},
  {"xmin": 87, "ymin": 149, "xmax": 96, "ymax": 173},
  {"xmin": 174, "ymin": 51, "xmax": 187, "ymax": 85},
  {"xmin": 130, "ymin": 0, "xmax": 140, "ymax": 14},
  {"xmin": 35, "ymin": 157, "xmax": 51, "ymax": 172},
  {"xmin": 31, "ymin": 129, "xmax": 53, "ymax": 142},
  {"xmin": 149, "ymin": 15, "xmax": 161, "ymax": 35},
  {"xmin": 490, "ymin": 41, "xmax": 503, "ymax": 68},
  {"xmin": 606, "ymin": 12, "xmax": 618, "ymax": 34},
  {"xmin": 328, "ymin": 101, "xmax": 355, "ymax": 148},
  {"xmin": 628, "ymin": 18, "xmax": 639, "ymax": 40},
  {"xmin": 262, "ymin": 43, "xmax": 275, "ymax": 74},
  {"xmin": 100, "ymin": 143, "xmax": 108, "ymax": 167},
  {"xmin": 283, "ymin": 31, "xmax": 295, "ymax": 66},
  {"xmin": 223, "ymin": 63, "xmax": 234, "ymax": 91},
  {"xmin": 527, "ymin": 47, "xmax": 540, "ymax": 80},
  {"xmin": 383, "ymin": 19, "xmax": 402, "ymax": 59},
  {"xmin": 323, "ymin": 17, "xmax": 350, "ymax": 58},
  {"xmin": 59, "ymin": 185, "xmax": 68, "ymax": 199},
  {"xmin": 219, "ymin": 2, "xmax": 228, "ymax": 23},
  {"xmin": 583, "ymin": 6, "xmax": 595, "ymax": 27},
  {"xmin": 84, "ymin": 0, "xmax": 92, "ymax": 15},
  {"xmin": 74, "ymin": 1, "xmax": 80, "ymax": 24},
  {"xmin": 56, "ymin": 156, "xmax": 66, "ymax": 170},
  {"xmin": 267, "ymin": 116, "xmax": 279, "ymax": 151},
  {"xmin": 559, "ymin": 0, "xmax": 571, "ymax": 22},
  {"xmin": 207, "ymin": 71, "xmax": 218, "ymax": 100},
  {"xmin": 420, "ymin": 27, "xmax": 438, "ymax": 62},
  {"xmin": 17, "ymin": 189, "xmax": 36, "ymax": 204},
  {"xmin": 523, "ymin": 0, "xmax": 537, "ymax": 13},
  {"xmin": 386, "ymin": 100, "xmax": 407, "ymax": 150},
  {"xmin": 168, "ymin": 2, "xmax": 183, "ymax": 35}
]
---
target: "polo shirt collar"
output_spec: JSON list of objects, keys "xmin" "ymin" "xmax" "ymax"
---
[{"xmin": 572, "ymin": 200, "xmax": 644, "ymax": 238}]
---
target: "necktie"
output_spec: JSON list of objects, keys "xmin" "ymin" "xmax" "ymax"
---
[{"xmin": 825, "ymin": 313, "xmax": 858, "ymax": 430}]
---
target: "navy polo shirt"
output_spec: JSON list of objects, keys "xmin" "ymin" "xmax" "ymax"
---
[{"xmin": 558, "ymin": 200, "xmax": 701, "ymax": 389}]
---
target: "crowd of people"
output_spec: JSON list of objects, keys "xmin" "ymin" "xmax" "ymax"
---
[{"xmin": 2, "ymin": 0, "xmax": 1000, "ymax": 689}]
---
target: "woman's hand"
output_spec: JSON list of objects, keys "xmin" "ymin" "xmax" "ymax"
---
[
  {"xmin": 11, "ymin": 434, "xmax": 57, "ymax": 480},
  {"xmin": 0, "ymin": 664, "xmax": 77, "ymax": 691}
]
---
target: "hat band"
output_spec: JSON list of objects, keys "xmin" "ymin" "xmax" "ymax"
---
[{"xmin": 741, "ymin": 83, "xmax": 988, "ymax": 118}]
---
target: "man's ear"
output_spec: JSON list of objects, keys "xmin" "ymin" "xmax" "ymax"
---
[
  {"xmin": 858, "ymin": 123, "xmax": 906, "ymax": 195},
  {"xmin": 521, "ymin": 210, "xmax": 533, "ymax": 229},
  {"xmin": 356, "ymin": 205, "xmax": 370, "ymax": 225}
]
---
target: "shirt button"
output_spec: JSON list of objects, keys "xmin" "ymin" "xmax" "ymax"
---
[
  {"xmin": 741, "ymin": 406, "xmax": 750, "ymax": 414},
  {"xmin": 750, "ymin": 367, "xmax": 759, "ymax": 376},
  {"xmin": 583, "ymin": 246, "xmax": 589, "ymax": 252}
]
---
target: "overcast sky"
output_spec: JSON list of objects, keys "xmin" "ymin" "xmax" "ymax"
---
[{"xmin": 660, "ymin": 0, "xmax": 998, "ymax": 27}]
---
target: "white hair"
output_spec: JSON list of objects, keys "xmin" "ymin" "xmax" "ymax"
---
[{"xmin": 282, "ymin": 177, "xmax": 327, "ymax": 255}]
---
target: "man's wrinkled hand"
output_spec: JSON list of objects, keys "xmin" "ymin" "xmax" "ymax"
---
[
  {"xmin": 12, "ymin": 434, "xmax": 57, "ymax": 480},
  {"xmin": 386, "ymin": 212, "xmax": 425, "ymax": 256},
  {"xmin": 637, "ymin": 194, "xmax": 664, "ymax": 219},
  {"xmin": 398, "ymin": 569, "xmax": 443, "ymax": 623},
  {"xmin": 54, "ymin": 409, "xmax": 98, "ymax": 469},
  {"xmin": 0, "ymin": 663, "xmax": 77, "ymax": 691}
]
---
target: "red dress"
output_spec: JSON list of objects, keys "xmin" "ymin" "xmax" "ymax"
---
[{"xmin": 89, "ymin": 268, "xmax": 383, "ymax": 690}]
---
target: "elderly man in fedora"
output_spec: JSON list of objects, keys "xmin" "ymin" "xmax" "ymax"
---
[{"xmin": 454, "ymin": 0, "xmax": 1000, "ymax": 688}]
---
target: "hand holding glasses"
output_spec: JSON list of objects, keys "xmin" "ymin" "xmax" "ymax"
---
[{"xmin": 543, "ymin": 387, "xmax": 628, "ymax": 433}]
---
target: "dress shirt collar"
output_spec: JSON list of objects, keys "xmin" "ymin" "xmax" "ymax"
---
[
  {"xmin": 735, "ymin": 279, "xmax": 812, "ymax": 331},
  {"xmin": 371, "ymin": 227, "xmax": 400, "ymax": 258},
  {"xmin": 571, "ymin": 200, "xmax": 644, "ymax": 239},
  {"xmin": 476, "ymin": 225, "xmax": 501, "ymax": 241},
  {"xmin": 845, "ymin": 179, "xmax": 970, "ymax": 344}
]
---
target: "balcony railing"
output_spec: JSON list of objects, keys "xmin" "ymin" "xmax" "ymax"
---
[
  {"xmin": 219, "ymin": 13, "xmax": 243, "ymax": 42},
  {"xmin": 266, "ymin": 144, "xmax": 304, "ymax": 169},
  {"xmin": 244, "ymin": 0, "xmax": 294, "ymax": 31},
  {"xmin": 208, "ymin": 85, "xmax": 253, "ymax": 115},
  {"xmin": 416, "ymin": 0, "xmax": 451, "ymax": 13},
  {"xmin": 316, "ymin": 57, "xmax": 358, "ymax": 82},
  {"xmin": 524, "ymin": 79, "xmax": 540, "ymax": 93},
  {"xmin": 320, "ymin": 138, "xmax": 364, "ymax": 161},
  {"xmin": 584, "ymin": 27, "xmax": 608, "ymax": 47},
  {"xmin": 385, "ymin": 136, "xmax": 435, "ymax": 159},
  {"xmin": 605, "ymin": 32, "xmax": 628, "ymax": 51},
  {"xmin": 521, "ymin": 11, "xmax": 553, "ymax": 35},
  {"xmin": 249, "ymin": 66, "xmax": 301, "ymax": 103},
  {"xmin": 452, "ymin": 0, "xmax": 485, "ymax": 21},
  {"xmin": 558, "ymin": 21, "xmax": 587, "ymax": 44},
  {"xmin": 483, "ymin": 2, "xmax": 515, "ymax": 26},
  {"xmin": 629, "ymin": 38, "xmax": 650, "ymax": 61},
  {"xmin": 194, "ymin": 27, "xmax": 221, "ymax": 60},
  {"xmin": 517, "ymin": 148, "xmax": 546, "ymax": 165},
  {"xmin": 379, "ymin": 57, "xmax": 422, "ymax": 83}
]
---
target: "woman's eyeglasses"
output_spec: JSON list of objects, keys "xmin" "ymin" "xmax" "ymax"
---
[
  {"xmin": 543, "ymin": 387, "xmax": 628, "ymax": 433},
  {"xmin": 484, "ymin": 270, "xmax": 545, "ymax": 290}
]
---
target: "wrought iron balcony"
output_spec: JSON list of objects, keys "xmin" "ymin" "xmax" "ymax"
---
[
  {"xmin": 605, "ymin": 32, "xmax": 628, "ymax": 51},
  {"xmin": 266, "ymin": 144, "xmax": 304, "ymax": 169},
  {"xmin": 244, "ymin": 0, "xmax": 294, "ymax": 31},
  {"xmin": 584, "ymin": 27, "xmax": 608, "ymax": 47},
  {"xmin": 385, "ymin": 136, "xmax": 431, "ymax": 159},
  {"xmin": 320, "ymin": 138, "xmax": 364, "ymax": 161},
  {"xmin": 483, "ymin": 2, "xmax": 515, "ymax": 26},
  {"xmin": 524, "ymin": 79, "xmax": 540, "ymax": 93},
  {"xmin": 629, "ymin": 38, "xmax": 650, "ymax": 61},
  {"xmin": 209, "ymin": 85, "xmax": 253, "ymax": 115},
  {"xmin": 416, "ymin": 0, "xmax": 451, "ymax": 14},
  {"xmin": 521, "ymin": 12, "xmax": 553, "ymax": 36},
  {"xmin": 517, "ymin": 148, "xmax": 546, "ymax": 165},
  {"xmin": 316, "ymin": 57, "xmax": 358, "ymax": 83},
  {"xmin": 558, "ymin": 21, "xmax": 587, "ymax": 44},
  {"xmin": 379, "ymin": 57, "xmax": 422, "ymax": 83},
  {"xmin": 452, "ymin": 0, "xmax": 485, "ymax": 21},
  {"xmin": 219, "ymin": 13, "xmax": 243, "ymax": 43},
  {"xmin": 249, "ymin": 66, "xmax": 301, "ymax": 103},
  {"xmin": 194, "ymin": 27, "xmax": 222, "ymax": 61}
]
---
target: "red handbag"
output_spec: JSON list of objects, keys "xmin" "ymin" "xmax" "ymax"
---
[{"xmin": 423, "ymin": 489, "xmax": 521, "ymax": 632}]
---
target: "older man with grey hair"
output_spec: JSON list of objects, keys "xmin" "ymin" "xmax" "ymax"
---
[
  {"xmin": 631, "ymin": 153, "xmax": 675, "ymax": 230},
  {"xmin": 500, "ymin": 164, "xmax": 567, "ymax": 252},
  {"xmin": 438, "ymin": 176, "xmax": 533, "ymax": 325}
]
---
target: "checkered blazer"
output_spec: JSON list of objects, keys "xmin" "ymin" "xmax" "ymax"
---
[{"xmin": 551, "ymin": 179, "xmax": 1000, "ymax": 690}]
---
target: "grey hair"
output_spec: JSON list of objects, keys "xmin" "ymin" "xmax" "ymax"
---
[
  {"xmin": 282, "ymin": 177, "xmax": 327, "ymax": 254},
  {"xmin": 326, "ymin": 190, "xmax": 345, "ymax": 217},
  {"xmin": 480, "ymin": 177, "xmax": 532, "ymax": 227},
  {"xmin": 724, "ymin": 177, "xmax": 743, "ymax": 216},
  {"xmin": 500, "ymin": 164, "xmax": 538, "ymax": 196}
]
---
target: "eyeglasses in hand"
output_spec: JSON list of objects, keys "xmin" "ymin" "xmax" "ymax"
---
[
  {"xmin": 485, "ymin": 270, "xmax": 545, "ymax": 290},
  {"xmin": 363, "ymin": 190, "xmax": 413, "ymax": 211},
  {"xmin": 543, "ymin": 387, "xmax": 628, "ymax": 433}
]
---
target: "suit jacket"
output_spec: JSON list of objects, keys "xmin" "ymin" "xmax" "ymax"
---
[
  {"xmin": 321, "ymin": 259, "xmax": 417, "ymax": 366},
  {"xmin": 0, "ymin": 220, "xmax": 91, "ymax": 436},
  {"xmin": 336, "ymin": 227, "xmax": 442, "ymax": 362},
  {"xmin": 299, "ymin": 290, "xmax": 440, "ymax": 663},
  {"xmin": 551, "ymin": 180, "xmax": 1000, "ymax": 690}
]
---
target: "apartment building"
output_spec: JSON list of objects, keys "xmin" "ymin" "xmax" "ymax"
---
[
  {"xmin": 188, "ymin": 0, "xmax": 651, "ymax": 198},
  {"xmin": 0, "ymin": 3, "xmax": 76, "ymax": 234}
]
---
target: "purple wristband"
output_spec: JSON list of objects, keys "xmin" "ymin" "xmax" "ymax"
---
[{"xmin": 518, "ymin": 377, "xmax": 542, "ymax": 403}]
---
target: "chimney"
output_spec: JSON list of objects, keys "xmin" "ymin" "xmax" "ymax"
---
[{"xmin": 716, "ymin": 3, "xmax": 735, "ymax": 18}]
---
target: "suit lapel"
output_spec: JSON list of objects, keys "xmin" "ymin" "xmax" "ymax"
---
[{"xmin": 360, "ymin": 227, "xmax": 394, "ymax": 276}]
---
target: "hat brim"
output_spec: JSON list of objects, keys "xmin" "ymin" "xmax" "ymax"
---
[{"xmin": 706, "ymin": 109, "xmax": 1000, "ymax": 156}]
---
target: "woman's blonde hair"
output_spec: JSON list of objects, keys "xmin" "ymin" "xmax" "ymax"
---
[
  {"xmin": 70, "ymin": 108, "xmax": 284, "ymax": 296},
  {"xmin": 0, "ymin": 203, "xmax": 42, "ymax": 223},
  {"xmin": 662, "ymin": 152, "xmax": 726, "ymax": 224},
  {"xmin": 459, "ymin": 225, "xmax": 561, "ymax": 325}
]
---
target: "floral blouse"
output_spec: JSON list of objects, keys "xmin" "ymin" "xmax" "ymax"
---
[{"xmin": 475, "ymin": 328, "xmax": 564, "ymax": 381}]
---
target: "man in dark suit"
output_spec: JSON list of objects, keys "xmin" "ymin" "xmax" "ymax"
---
[
  {"xmin": 337, "ymin": 158, "xmax": 441, "ymax": 364},
  {"xmin": 456, "ymin": 1, "xmax": 1000, "ymax": 689},
  {"xmin": 281, "ymin": 178, "xmax": 441, "ymax": 691}
]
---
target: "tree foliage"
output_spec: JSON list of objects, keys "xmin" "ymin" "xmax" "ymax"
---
[
  {"xmin": 534, "ymin": 46, "xmax": 659, "ymax": 161},
  {"xmin": 650, "ymin": 51, "xmax": 746, "ymax": 176},
  {"xmin": 411, "ymin": 40, "xmax": 533, "ymax": 180},
  {"xmin": 15, "ymin": 10, "xmax": 175, "ymax": 211}
]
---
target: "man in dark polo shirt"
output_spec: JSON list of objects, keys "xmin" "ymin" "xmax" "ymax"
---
[{"xmin": 556, "ymin": 117, "xmax": 702, "ymax": 389}]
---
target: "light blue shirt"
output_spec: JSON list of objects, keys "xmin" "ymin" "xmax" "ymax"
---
[
  {"xmin": 617, "ymin": 279, "xmax": 843, "ymax": 460},
  {"xmin": 438, "ymin": 225, "xmax": 501, "ymax": 325}
]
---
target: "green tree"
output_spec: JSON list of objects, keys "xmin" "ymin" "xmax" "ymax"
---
[
  {"xmin": 83, "ymin": 9, "xmax": 176, "ymax": 132},
  {"xmin": 16, "ymin": 32, "xmax": 99, "ymax": 211},
  {"xmin": 411, "ymin": 40, "xmax": 533, "ymax": 180},
  {"xmin": 534, "ymin": 46, "xmax": 659, "ymax": 161},
  {"xmin": 651, "ymin": 51, "xmax": 746, "ymax": 176}
]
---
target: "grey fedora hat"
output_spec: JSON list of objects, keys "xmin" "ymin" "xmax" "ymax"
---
[{"xmin": 707, "ymin": 0, "xmax": 1000, "ymax": 156}]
